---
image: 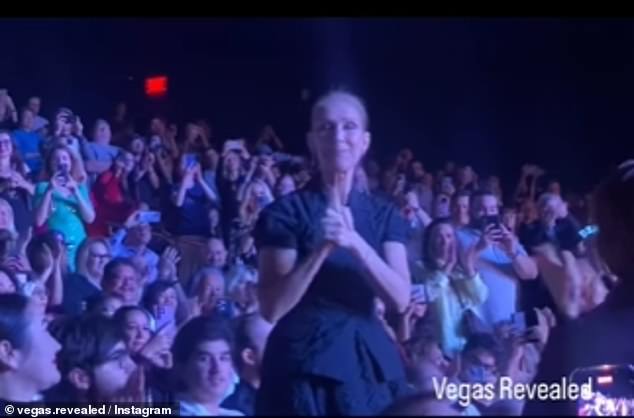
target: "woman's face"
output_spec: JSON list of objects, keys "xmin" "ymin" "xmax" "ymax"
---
[
  {"xmin": 123, "ymin": 310, "xmax": 152, "ymax": 353},
  {"xmin": 430, "ymin": 223, "xmax": 455, "ymax": 260},
  {"xmin": 309, "ymin": 94, "xmax": 370, "ymax": 174},
  {"xmin": 0, "ymin": 204, "xmax": 13, "ymax": 230},
  {"xmin": 130, "ymin": 138, "xmax": 145, "ymax": 156},
  {"xmin": 0, "ymin": 271, "xmax": 15, "ymax": 294},
  {"xmin": 157, "ymin": 287, "xmax": 178, "ymax": 311},
  {"xmin": 86, "ymin": 242, "xmax": 111, "ymax": 279},
  {"xmin": 51, "ymin": 149, "xmax": 72, "ymax": 174},
  {"xmin": 0, "ymin": 133, "xmax": 13, "ymax": 159},
  {"xmin": 115, "ymin": 151, "xmax": 135, "ymax": 174}
]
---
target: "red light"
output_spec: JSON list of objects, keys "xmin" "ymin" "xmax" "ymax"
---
[{"xmin": 145, "ymin": 76, "xmax": 168, "ymax": 97}]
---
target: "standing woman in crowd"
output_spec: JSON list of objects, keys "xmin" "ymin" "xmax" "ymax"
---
[
  {"xmin": 416, "ymin": 218, "xmax": 488, "ymax": 357},
  {"xmin": 255, "ymin": 91, "xmax": 411, "ymax": 415},
  {"xmin": 34, "ymin": 145, "xmax": 95, "ymax": 271},
  {"xmin": 0, "ymin": 130, "xmax": 34, "ymax": 243},
  {"xmin": 88, "ymin": 150, "xmax": 138, "ymax": 237}
]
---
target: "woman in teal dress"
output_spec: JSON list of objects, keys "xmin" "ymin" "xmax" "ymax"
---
[{"xmin": 34, "ymin": 145, "xmax": 95, "ymax": 271}]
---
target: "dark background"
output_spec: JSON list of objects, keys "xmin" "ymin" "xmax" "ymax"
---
[{"xmin": 1, "ymin": 18, "xmax": 633, "ymax": 193}]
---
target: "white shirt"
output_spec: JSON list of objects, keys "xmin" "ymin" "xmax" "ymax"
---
[{"xmin": 176, "ymin": 394, "xmax": 244, "ymax": 417}]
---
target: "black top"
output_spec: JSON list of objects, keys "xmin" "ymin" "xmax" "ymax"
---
[
  {"xmin": 221, "ymin": 380, "xmax": 256, "ymax": 415},
  {"xmin": 254, "ymin": 181, "xmax": 408, "ymax": 382},
  {"xmin": 524, "ymin": 282, "xmax": 634, "ymax": 416},
  {"xmin": 62, "ymin": 273, "xmax": 101, "ymax": 316}
]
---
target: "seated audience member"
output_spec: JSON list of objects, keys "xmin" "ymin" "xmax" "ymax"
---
[
  {"xmin": 62, "ymin": 238, "xmax": 111, "ymax": 316},
  {"xmin": 0, "ymin": 294, "xmax": 61, "ymax": 407},
  {"xmin": 101, "ymin": 258, "xmax": 143, "ymax": 307},
  {"xmin": 11, "ymin": 109, "xmax": 43, "ymax": 176},
  {"xmin": 456, "ymin": 190, "xmax": 537, "ymax": 329},
  {"xmin": 110, "ymin": 211, "xmax": 160, "ymax": 284},
  {"xmin": 34, "ymin": 145, "xmax": 95, "ymax": 271},
  {"xmin": 221, "ymin": 313, "xmax": 273, "ymax": 415},
  {"xmin": 418, "ymin": 218, "xmax": 488, "ymax": 356},
  {"xmin": 172, "ymin": 316, "xmax": 244, "ymax": 416},
  {"xmin": 0, "ymin": 131, "xmax": 35, "ymax": 240},
  {"xmin": 45, "ymin": 316, "xmax": 138, "ymax": 404},
  {"xmin": 88, "ymin": 150, "xmax": 137, "ymax": 237},
  {"xmin": 82, "ymin": 119, "xmax": 121, "ymax": 180}
]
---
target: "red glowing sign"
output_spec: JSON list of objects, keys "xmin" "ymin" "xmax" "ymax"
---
[{"xmin": 145, "ymin": 76, "xmax": 168, "ymax": 97}]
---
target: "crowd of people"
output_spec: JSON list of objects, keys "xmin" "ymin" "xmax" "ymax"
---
[{"xmin": 0, "ymin": 86, "xmax": 629, "ymax": 416}]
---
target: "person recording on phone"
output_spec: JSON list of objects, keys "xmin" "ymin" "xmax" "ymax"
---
[
  {"xmin": 0, "ymin": 89, "xmax": 18, "ymax": 130},
  {"xmin": 455, "ymin": 190, "xmax": 537, "ymax": 329},
  {"xmin": 254, "ymin": 91, "xmax": 411, "ymax": 415},
  {"xmin": 88, "ymin": 150, "xmax": 138, "ymax": 238},
  {"xmin": 109, "ymin": 210, "xmax": 160, "ymax": 284},
  {"xmin": 525, "ymin": 160, "xmax": 634, "ymax": 416},
  {"xmin": 34, "ymin": 146, "xmax": 95, "ymax": 271},
  {"xmin": 170, "ymin": 159, "xmax": 218, "ymax": 237}
]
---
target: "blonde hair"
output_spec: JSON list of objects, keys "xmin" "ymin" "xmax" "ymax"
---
[{"xmin": 76, "ymin": 238, "xmax": 111, "ymax": 277}]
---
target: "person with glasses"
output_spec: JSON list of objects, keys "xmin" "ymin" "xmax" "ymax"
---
[
  {"xmin": 45, "ymin": 315, "xmax": 138, "ymax": 404},
  {"xmin": 62, "ymin": 238, "xmax": 112, "ymax": 316}
]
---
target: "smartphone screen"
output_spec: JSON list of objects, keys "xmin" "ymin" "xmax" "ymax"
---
[{"xmin": 138, "ymin": 211, "xmax": 161, "ymax": 224}]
